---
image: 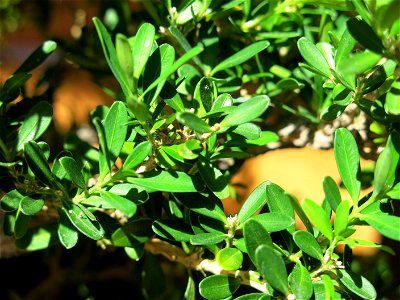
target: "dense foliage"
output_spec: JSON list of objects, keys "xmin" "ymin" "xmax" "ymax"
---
[{"xmin": 1, "ymin": 1, "xmax": 399, "ymax": 299}]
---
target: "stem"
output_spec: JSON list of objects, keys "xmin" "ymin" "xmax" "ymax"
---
[{"xmin": 144, "ymin": 238, "xmax": 268, "ymax": 293}]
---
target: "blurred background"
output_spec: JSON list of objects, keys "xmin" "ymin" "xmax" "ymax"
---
[{"xmin": 0, "ymin": 1, "xmax": 399, "ymax": 299}]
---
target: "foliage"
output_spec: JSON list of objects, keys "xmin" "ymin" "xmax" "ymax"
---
[{"xmin": 1, "ymin": 0, "xmax": 399, "ymax": 299}]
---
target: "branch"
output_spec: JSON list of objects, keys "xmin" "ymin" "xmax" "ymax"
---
[{"xmin": 144, "ymin": 238, "xmax": 267, "ymax": 293}]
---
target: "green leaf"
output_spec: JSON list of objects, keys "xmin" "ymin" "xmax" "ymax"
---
[
  {"xmin": 373, "ymin": 130, "xmax": 400, "ymax": 197},
  {"xmin": 58, "ymin": 208, "xmax": 79, "ymax": 249},
  {"xmin": 289, "ymin": 262, "xmax": 313, "ymax": 300},
  {"xmin": 99, "ymin": 191, "xmax": 137, "ymax": 217},
  {"xmin": 127, "ymin": 171, "xmax": 204, "ymax": 193},
  {"xmin": 243, "ymin": 219, "xmax": 273, "ymax": 266},
  {"xmin": 193, "ymin": 77, "xmax": 215, "ymax": 113},
  {"xmin": 59, "ymin": 156, "xmax": 86, "ymax": 190},
  {"xmin": 297, "ymin": 37, "xmax": 331, "ymax": 77},
  {"xmin": 265, "ymin": 182, "xmax": 296, "ymax": 233},
  {"xmin": 302, "ymin": 198, "xmax": 333, "ymax": 242},
  {"xmin": 0, "ymin": 189, "xmax": 24, "ymax": 212},
  {"xmin": 288, "ymin": 194, "xmax": 314, "ymax": 233},
  {"xmin": 133, "ymin": 23, "xmax": 155, "ymax": 81},
  {"xmin": 19, "ymin": 196, "xmax": 44, "ymax": 215},
  {"xmin": 197, "ymin": 156, "xmax": 230, "ymax": 199},
  {"xmin": 190, "ymin": 232, "xmax": 227, "ymax": 245},
  {"xmin": 93, "ymin": 17, "xmax": 132, "ymax": 99},
  {"xmin": 323, "ymin": 176, "xmax": 341, "ymax": 211},
  {"xmin": 347, "ymin": 17, "xmax": 384, "ymax": 54},
  {"xmin": 173, "ymin": 193, "xmax": 227, "ymax": 223},
  {"xmin": 232, "ymin": 123, "xmax": 261, "ymax": 140},
  {"xmin": 334, "ymin": 200, "xmax": 350, "ymax": 237},
  {"xmin": 234, "ymin": 294, "xmax": 270, "ymax": 300},
  {"xmin": 124, "ymin": 245, "xmax": 145, "ymax": 260},
  {"xmin": 334, "ymin": 128, "xmax": 361, "ymax": 204},
  {"xmin": 256, "ymin": 245, "xmax": 289, "ymax": 295},
  {"xmin": 237, "ymin": 182, "xmax": 267, "ymax": 224},
  {"xmin": 177, "ymin": 112, "xmax": 212, "ymax": 133},
  {"xmin": 141, "ymin": 46, "xmax": 203, "ymax": 99},
  {"xmin": 15, "ymin": 40, "xmax": 57, "ymax": 73},
  {"xmin": 387, "ymin": 183, "xmax": 400, "ymax": 199},
  {"xmin": 16, "ymin": 224, "xmax": 58, "ymax": 251},
  {"xmin": 385, "ymin": 80, "xmax": 400, "ymax": 115},
  {"xmin": 152, "ymin": 219, "xmax": 193, "ymax": 242},
  {"xmin": 14, "ymin": 209, "xmax": 31, "ymax": 239},
  {"xmin": 320, "ymin": 104, "xmax": 347, "ymax": 121},
  {"xmin": 293, "ymin": 230, "xmax": 324, "ymax": 261},
  {"xmin": 62, "ymin": 202, "xmax": 104, "ymax": 240},
  {"xmin": 24, "ymin": 141, "xmax": 56, "ymax": 187},
  {"xmin": 216, "ymin": 247, "xmax": 243, "ymax": 271},
  {"xmin": 338, "ymin": 269, "xmax": 377, "ymax": 299},
  {"xmin": 16, "ymin": 101, "xmax": 53, "ymax": 152},
  {"xmin": 211, "ymin": 41, "xmax": 270, "ymax": 76},
  {"xmin": 116, "ymin": 33, "xmax": 134, "ymax": 90},
  {"xmin": 178, "ymin": 139, "xmax": 203, "ymax": 160},
  {"xmin": 360, "ymin": 213, "xmax": 400, "ymax": 241},
  {"xmin": 338, "ymin": 238, "xmax": 395, "ymax": 255},
  {"xmin": 276, "ymin": 78, "xmax": 304, "ymax": 90},
  {"xmin": 199, "ymin": 275, "xmax": 241, "ymax": 300},
  {"xmin": 220, "ymin": 95, "xmax": 270, "ymax": 128},
  {"xmin": 248, "ymin": 212, "xmax": 295, "ymax": 232},
  {"xmin": 1, "ymin": 73, "xmax": 32, "ymax": 106},
  {"xmin": 335, "ymin": 29, "xmax": 356, "ymax": 68},
  {"xmin": 103, "ymin": 101, "xmax": 128, "ymax": 166},
  {"xmin": 123, "ymin": 141, "xmax": 152, "ymax": 171},
  {"xmin": 112, "ymin": 219, "xmax": 153, "ymax": 247}
]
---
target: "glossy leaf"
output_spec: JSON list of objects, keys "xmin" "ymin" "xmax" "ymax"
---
[
  {"xmin": 289, "ymin": 262, "xmax": 313, "ymax": 300},
  {"xmin": 19, "ymin": 196, "xmax": 44, "ymax": 215},
  {"xmin": 58, "ymin": 207, "xmax": 79, "ymax": 249},
  {"xmin": 293, "ymin": 230, "xmax": 324, "ymax": 261},
  {"xmin": 338, "ymin": 269, "xmax": 377, "ymax": 299},
  {"xmin": 335, "ymin": 29, "xmax": 356, "ymax": 68},
  {"xmin": 297, "ymin": 37, "xmax": 331, "ymax": 77},
  {"xmin": 1, "ymin": 73, "xmax": 32, "ymax": 105},
  {"xmin": 232, "ymin": 123, "xmax": 261, "ymax": 140},
  {"xmin": 256, "ymin": 245, "xmax": 289, "ymax": 296},
  {"xmin": 302, "ymin": 199, "xmax": 333, "ymax": 242},
  {"xmin": 373, "ymin": 130, "xmax": 400, "ymax": 197},
  {"xmin": 177, "ymin": 112, "xmax": 212, "ymax": 133},
  {"xmin": 360, "ymin": 213, "xmax": 400, "ymax": 241},
  {"xmin": 248, "ymin": 212, "xmax": 295, "ymax": 232},
  {"xmin": 62, "ymin": 202, "xmax": 104, "ymax": 240},
  {"xmin": 16, "ymin": 101, "xmax": 53, "ymax": 151},
  {"xmin": 211, "ymin": 41, "xmax": 270, "ymax": 75},
  {"xmin": 0, "ymin": 189, "xmax": 24, "ymax": 212},
  {"xmin": 265, "ymin": 182, "xmax": 296, "ymax": 233},
  {"xmin": 123, "ymin": 141, "xmax": 152, "ymax": 171},
  {"xmin": 199, "ymin": 275, "xmax": 241, "ymax": 300},
  {"xmin": 132, "ymin": 23, "xmax": 155, "ymax": 80},
  {"xmin": 288, "ymin": 194, "xmax": 314, "ymax": 233},
  {"xmin": 173, "ymin": 193, "xmax": 227, "ymax": 223},
  {"xmin": 190, "ymin": 232, "xmax": 226, "ymax": 245},
  {"xmin": 334, "ymin": 128, "xmax": 361, "ymax": 204},
  {"xmin": 152, "ymin": 219, "xmax": 193, "ymax": 242},
  {"xmin": 14, "ymin": 209, "xmax": 31, "ymax": 239},
  {"xmin": 112, "ymin": 219, "xmax": 153, "ymax": 246},
  {"xmin": 334, "ymin": 200, "xmax": 350, "ymax": 237},
  {"xmin": 99, "ymin": 191, "xmax": 137, "ymax": 217},
  {"xmin": 216, "ymin": 247, "xmax": 243, "ymax": 270},
  {"xmin": 15, "ymin": 40, "xmax": 57, "ymax": 73},
  {"xmin": 24, "ymin": 141, "xmax": 56, "ymax": 187},
  {"xmin": 237, "ymin": 182, "xmax": 267, "ymax": 224},
  {"xmin": 93, "ymin": 17, "xmax": 132, "ymax": 98},
  {"xmin": 197, "ymin": 156, "xmax": 230, "ymax": 199},
  {"xmin": 243, "ymin": 219, "xmax": 273, "ymax": 266},
  {"xmin": 385, "ymin": 80, "xmax": 400, "ymax": 115},
  {"xmin": 116, "ymin": 33, "xmax": 133, "ymax": 90},
  {"xmin": 184, "ymin": 274, "xmax": 196, "ymax": 300},
  {"xmin": 128, "ymin": 171, "xmax": 204, "ymax": 193},
  {"xmin": 323, "ymin": 176, "xmax": 341, "ymax": 211},
  {"xmin": 124, "ymin": 245, "xmax": 144, "ymax": 261},
  {"xmin": 103, "ymin": 101, "xmax": 128, "ymax": 166},
  {"xmin": 220, "ymin": 95, "xmax": 270, "ymax": 128},
  {"xmin": 347, "ymin": 17, "xmax": 383, "ymax": 54},
  {"xmin": 16, "ymin": 224, "xmax": 58, "ymax": 251},
  {"xmin": 338, "ymin": 238, "xmax": 395, "ymax": 255},
  {"xmin": 59, "ymin": 156, "xmax": 86, "ymax": 190},
  {"xmin": 194, "ymin": 77, "xmax": 215, "ymax": 113}
]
